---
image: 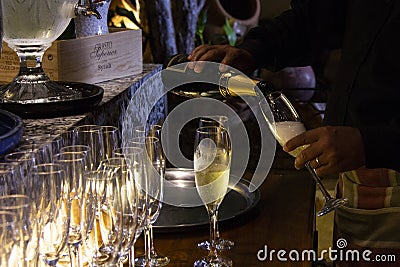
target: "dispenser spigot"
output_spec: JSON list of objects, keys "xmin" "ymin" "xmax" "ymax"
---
[{"xmin": 75, "ymin": 0, "xmax": 109, "ymax": 19}]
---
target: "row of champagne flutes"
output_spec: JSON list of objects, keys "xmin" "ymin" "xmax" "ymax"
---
[{"xmin": 0, "ymin": 124, "xmax": 168, "ymax": 267}]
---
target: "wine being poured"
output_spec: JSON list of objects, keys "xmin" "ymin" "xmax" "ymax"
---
[{"xmin": 259, "ymin": 91, "xmax": 348, "ymax": 216}]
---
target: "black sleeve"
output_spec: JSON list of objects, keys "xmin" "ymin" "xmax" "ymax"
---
[
  {"xmin": 238, "ymin": 0, "xmax": 346, "ymax": 70},
  {"xmin": 360, "ymin": 124, "xmax": 400, "ymax": 173}
]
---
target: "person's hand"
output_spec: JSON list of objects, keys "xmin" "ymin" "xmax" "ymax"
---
[
  {"xmin": 187, "ymin": 44, "xmax": 256, "ymax": 75},
  {"xmin": 283, "ymin": 126, "xmax": 366, "ymax": 176}
]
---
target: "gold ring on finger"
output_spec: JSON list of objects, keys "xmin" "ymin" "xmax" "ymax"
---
[{"xmin": 315, "ymin": 157, "xmax": 320, "ymax": 167}]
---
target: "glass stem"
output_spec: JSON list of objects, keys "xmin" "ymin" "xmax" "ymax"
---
[
  {"xmin": 305, "ymin": 162, "xmax": 332, "ymax": 201},
  {"xmin": 215, "ymin": 221, "xmax": 221, "ymax": 240},
  {"xmin": 69, "ymin": 243, "xmax": 81, "ymax": 267},
  {"xmin": 16, "ymin": 49, "xmax": 49, "ymax": 81},
  {"xmin": 144, "ymin": 224, "xmax": 152, "ymax": 263},
  {"xmin": 149, "ymin": 225, "xmax": 157, "ymax": 257},
  {"xmin": 129, "ymin": 243, "xmax": 135, "ymax": 267},
  {"xmin": 208, "ymin": 208, "xmax": 219, "ymax": 257},
  {"xmin": 21, "ymin": 241, "xmax": 28, "ymax": 267}
]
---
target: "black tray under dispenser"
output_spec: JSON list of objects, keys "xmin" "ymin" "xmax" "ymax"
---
[{"xmin": 0, "ymin": 82, "xmax": 104, "ymax": 119}]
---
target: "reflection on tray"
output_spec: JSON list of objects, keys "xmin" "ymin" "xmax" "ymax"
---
[{"xmin": 154, "ymin": 168, "xmax": 261, "ymax": 231}]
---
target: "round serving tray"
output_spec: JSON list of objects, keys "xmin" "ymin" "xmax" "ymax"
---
[
  {"xmin": 154, "ymin": 168, "xmax": 261, "ymax": 232},
  {"xmin": 0, "ymin": 82, "xmax": 104, "ymax": 119}
]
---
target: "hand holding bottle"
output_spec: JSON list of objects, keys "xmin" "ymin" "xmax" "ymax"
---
[{"xmin": 187, "ymin": 44, "xmax": 256, "ymax": 75}]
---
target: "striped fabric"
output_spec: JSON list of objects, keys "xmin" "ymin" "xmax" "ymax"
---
[
  {"xmin": 334, "ymin": 167, "xmax": 400, "ymax": 266},
  {"xmin": 338, "ymin": 167, "xmax": 400, "ymax": 209}
]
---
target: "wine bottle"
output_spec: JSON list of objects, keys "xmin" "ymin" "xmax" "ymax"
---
[{"xmin": 163, "ymin": 54, "xmax": 274, "ymax": 98}]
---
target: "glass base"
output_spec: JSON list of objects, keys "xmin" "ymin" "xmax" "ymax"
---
[
  {"xmin": 194, "ymin": 255, "xmax": 232, "ymax": 267},
  {"xmin": 317, "ymin": 197, "xmax": 348, "ymax": 217},
  {"xmin": 135, "ymin": 254, "xmax": 170, "ymax": 267},
  {"xmin": 198, "ymin": 239, "xmax": 234, "ymax": 251},
  {"xmin": 0, "ymin": 79, "xmax": 82, "ymax": 104}
]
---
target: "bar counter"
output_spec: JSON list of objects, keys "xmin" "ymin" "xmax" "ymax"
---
[
  {"xmin": 21, "ymin": 64, "xmax": 162, "ymax": 142},
  {"xmin": 134, "ymin": 156, "xmax": 316, "ymax": 267},
  {"xmin": 15, "ymin": 64, "xmax": 316, "ymax": 267}
]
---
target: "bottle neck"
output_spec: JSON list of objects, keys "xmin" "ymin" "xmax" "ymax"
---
[
  {"xmin": 164, "ymin": 54, "xmax": 275, "ymax": 98},
  {"xmin": 219, "ymin": 72, "xmax": 274, "ymax": 98}
]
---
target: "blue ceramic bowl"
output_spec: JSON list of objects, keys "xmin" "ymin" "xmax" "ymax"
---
[{"xmin": 0, "ymin": 109, "xmax": 23, "ymax": 155}]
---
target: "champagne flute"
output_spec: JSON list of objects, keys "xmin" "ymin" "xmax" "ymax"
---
[
  {"xmin": 32, "ymin": 163, "xmax": 70, "ymax": 267},
  {"xmin": 130, "ymin": 136, "xmax": 169, "ymax": 267},
  {"xmin": 0, "ymin": 211, "xmax": 19, "ymax": 267},
  {"xmin": 86, "ymin": 159, "xmax": 124, "ymax": 267},
  {"xmin": 259, "ymin": 91, "xmax": 348, "ymax": 216},
  {"xmin": 59, "ymin": 145, "xmax": 93, "ymax": 171},
  {"xmin": 113, "ymin": 147, "xmax": 148, "ymax": 267},
  {"xmin": 0, "ymin": 194, "xmax": 39, "ymax": 267},
  {"xmin": 58, "ymin": 129, "xmax": 75, "ymax": 147},
  {"xmin": 4, "ymin": 151, "xmax": 37, "ymax": 192},
  {"xmin": 17, "ymin": 143, "xmax": 52, "ymax": 164},
  {"xmin": 138, "ymin": 125, "xmax": 170, "ymax": 267},
  {"xmin": 54, "ymin": 151, "xmax": 93, "ymax": 267},
  {"xmin": 132, "ymin": 125, "xmax": 162, "ymax": 139},
  {"xmin": 131, "ymin": 125, "xmax": 147, "ymax": 139},
  {"xmin": 103, "ymin": 156, "xmax": 140, "ymax": 267},
  {"xmin": 194, "ymin": 126, "xmax": 232, "ymax": 267},
  {"xmin": 199, "ymin": 116, "xmax": 229, "ymax": 129},
  {"xmin": 197, "ymin": 116, "xmax": 234, "ymax": 252},
  {"xmin": 0, "ymin": 163, "xmax": 24, "ymax": 196},
  {"xmin": 19, "ymin": 133, "xmax": 62, "ymax": 160},
  {"xmin": 101, "ymin": 126, "xmax": 121, "ymax": 160},
  {"xmin": 50, "ymin": 135, "xmax": 65, "ymax": 157},
  {"xmin": 73, "ymin": 125, "xmax": 105, "ymax": 170}
]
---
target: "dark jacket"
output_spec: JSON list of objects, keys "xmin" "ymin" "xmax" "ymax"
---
[{"xmin": 240, "ymin": 0, "xmax": 400, "ymax": 172}]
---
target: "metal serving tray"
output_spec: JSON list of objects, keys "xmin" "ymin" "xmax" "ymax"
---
[
  {"xmin": 0, "ymin": 82, "xmax": 104, "ymax": 119},
  {"xmin": 154, "ymin": 168, "xmax": 261, "ymax": 231}
]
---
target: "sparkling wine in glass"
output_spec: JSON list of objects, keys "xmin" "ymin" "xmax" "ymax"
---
[
  {"xmin": 194, "ymin": 126, "xmax": 232, "ymax": 267},
  {"xmin": 0, "ymin": 0, "xmax": 82, "ymax": 104},
  {"xmin": 197, "ymin": 116, "xmax": 234, "ymax": 252},
  {"xmin": 259, "ymin": 91, "xmax": 348, "ymax": 216}
]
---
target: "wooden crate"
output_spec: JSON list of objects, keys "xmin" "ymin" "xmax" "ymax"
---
[{"xmin": 0, "ymin": 29, "xmax": 142, "ymax": 84}]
